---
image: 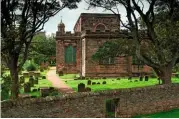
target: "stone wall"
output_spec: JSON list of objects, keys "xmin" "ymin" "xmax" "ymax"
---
[{"xmin": 2, "ymin": 84, "xmax": 179, "ymax": 118}]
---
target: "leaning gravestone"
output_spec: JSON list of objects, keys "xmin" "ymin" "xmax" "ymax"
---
[
  {"xmin": 78, "ymin": 83, "xmax": 85, "ymax": 92},
  {"xmin": 20, "ymin": 76, "xmax": 25, "ymax": 84},
  {"xmin": 24, "ymin": 82, "xmax": 31, "ymax": 93},
  {"xmin": 87, "ymin": 80, "xmax": 92, "ymax": 85},
  {"xmin": 29, "ymin": 76, "xmax": 34, "ymax": 87},
  {"xmin": 40, "ymin": 87, "xmax": 50, "ymax": 97},
  {"xmin": 85, "ymin": 87, "xmax": 91, "ymax": 92}
]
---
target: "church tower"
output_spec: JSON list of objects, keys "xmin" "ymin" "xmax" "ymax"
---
[{"xmin": 58, "ymin": 19, "xmax": 65, "ymax": 34}]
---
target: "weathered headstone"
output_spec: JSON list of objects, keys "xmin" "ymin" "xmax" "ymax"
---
[
  {"xmin": 85, "ymin": 87, "xmax": 91, "ymax": 92},
  {"xmin": 134, "ymin": 80, "xmax": 138, "ymax": 82},
  {"xmin": 145, "ymin": 76, "xmax": 149, "ymax": 81},
  {"xmin": 128, "ymin": 76, "xmax": 132, "ymax": 81},
  {"xmin": 32, "ymin": 89, "xmax": 38, "ymax": 92},
  {"xmin": 24, "ymin": 82, "xmax": 31, "ymax": 93},
  {"xmin": 87, "ymin": 80, "xmax": 92, "ymax": 85},
  {"xmin": 23, "ymin": 72, "xmax": 29, "ymax": 78},
  {"xmin": 139, "ymin": 76, "xmax": 143, "ymax": 81},
  {"xmin": 78, "ymin": 83, "xmax": 85, "ymax": 92},
  {"xmin": 34, "ymin": 72, "xmax": 40, "ymax": 77},
  {"xmin": 29, "ymin": 76, "xmax": 34, "ymax": 87},
  {"xmin": 34, "ymin": 79, "xmax": 38, "ymax": 84},
  {"xmin": 102, "ymin": 81, "xmax": 107, "ymax": 84},
  {"xmin": 20, "ymin": 76, "xmax": 25, "ymax": 84},
  {"xmin": 42, "ymin": 76, "xmax": 46, "ymax": 79},
  {"xmin": 117, "ymin": 78, "xmax": 120, "ymax": 80},
  {"xmin": 40, "ymin": 87, "xmax": 50, "ymax": 97},
  {"xmin": 29, "ymin": 71, "xmax": 34, "ymax": 77}
]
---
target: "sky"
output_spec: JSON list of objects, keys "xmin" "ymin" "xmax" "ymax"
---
[
  {"xmin": 43, "ymin": 1, "xmax": 128, "ymax": 36},
  {"xmin": 43, "ymin": 1, "xmax": 149, "ymax": 36}
]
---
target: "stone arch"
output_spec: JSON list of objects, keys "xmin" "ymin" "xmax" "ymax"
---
[{"xmin": 94, "ymin": 23, "xmax": 107, "ymax": 32}]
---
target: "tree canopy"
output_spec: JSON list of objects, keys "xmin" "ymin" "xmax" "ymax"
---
[
  {"xmin": 1, "ymin": 0, "xmax": 81, "ymax": 99},
  {"xmin": 87, "ymin": 0, "xmax": 179, "ymax": 84}
]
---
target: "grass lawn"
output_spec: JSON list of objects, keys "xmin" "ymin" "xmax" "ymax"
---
[
  {"xmin": 133, "ymin": 109, "xmax": 179, "ymax": 118},
  {"xmin": 60, "ymin": 74, "xmax": 179, "ymax": 92}
]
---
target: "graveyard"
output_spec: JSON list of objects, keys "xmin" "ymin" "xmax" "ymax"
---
[
  {"xmin": 60, "ymin": 74, "xmax": 179, "ymax": 92},
  {"xmin": 1, "ymin": 0, "xmax": 179, "ymax": 118}
]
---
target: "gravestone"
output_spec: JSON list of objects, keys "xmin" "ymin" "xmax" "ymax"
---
[
  {"xmin": 139, "ymin": 76, "xmax": 143, "ymax": 81},
  {"xmin": 34, "ymin": 72, "xmax": 40, "ymax": 77},
  {"xmin": 117, "ymin": 78, "xmax": 120, "ymax": 80},
  {"xmin": 29, "ymin": 71, "xmax": 34, "ymax": 77},
  {"xmin": 102, "ymin": 81, "xmax": 107, "ymax": 84},
  {"xmin": 134, "ymin": 80, "xmax": 138, "ymax": 82},
  {"xmin": 29, "ymin": 76, "xmax": 34, "ymax": 87},
  {"xmin": 23, "ymin": 72, "xmax": 29, "ymax": 78},
  {"xmin": 32, "ymin": 89, "xmax": 38, "ymax": 92},
  {"xmin": 128, "ymin": 77, "xmax": 132, "ymax": 81},
  {"xmin": 20, "ymin": 76, "xmax": 25, "ymax": 84},
  {"xmin": 34, "ymin": 79, "xmax": 38, "ymax": 84},
  {"xmin": 42, "ymin": 76, "xmax": 46, "ymax": 79},
  {"xmin": 87, "ymin": 80, "xmax": 92, "ymax": 85},
  {"xmin": 85, "ymin": 87, "xmax": 91, "ymax": 92},
  {"xmin": 158, "ymin": 78, "xmax": 161, "ymax": 84},
  {"xmin": 40, "ymin": 87, "xmax": 50, "ymax": 97},
  {"xmin": 145, "ymin": 76, "xmax": 149, "ymax": 81},
  {"xmin": 78, "ymin": 83, "xmax": 85, "ymax": 92},
  {"xmin": 92, "ymin": 82, "xmax": 96, "ymax": 85},
  {"xmin": 24, "ymin": 82, "xmax": 31, "ymax": 93}
]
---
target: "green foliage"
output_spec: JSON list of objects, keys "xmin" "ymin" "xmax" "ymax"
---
[
  {"xmin": 1, "ymin": 74, "xmax": 11, "ymax": 101},
  {"xmin": 23, "ymin": 60, "xmax": 38, "ymax": 71},
  {"xmin": 92, "ymin": 39, "xmax": 135, "ymax": 61}
]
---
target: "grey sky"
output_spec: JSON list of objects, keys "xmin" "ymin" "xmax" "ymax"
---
[{"xmin": 43, "ymin": 1, "xmax": 149, "ymax": 35}]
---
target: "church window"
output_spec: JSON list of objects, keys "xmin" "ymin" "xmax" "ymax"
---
[
  {"xmin": 95, "ymin": 24, "xmax": 106, "ymax": 32},
  {"xmin": 64, "ymin": 45, "xmax": 76, "ymax": 64}
]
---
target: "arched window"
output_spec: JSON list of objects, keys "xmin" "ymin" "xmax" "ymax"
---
[
  {"xmin": 64, "ymin": 45, "xmax": 76, "ymax": 64},
  {"xmin": 95, "ymin": 24, "xmax": 106, "ymax": 32}
]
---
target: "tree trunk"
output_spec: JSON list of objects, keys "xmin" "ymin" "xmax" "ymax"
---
[
  {"xmin": 9, "ymin": 58, "xmax": 19, "ymax": 99},
  {"xmin": 158, "ymin": 65, "xmax": 173, "ymax": 84}
]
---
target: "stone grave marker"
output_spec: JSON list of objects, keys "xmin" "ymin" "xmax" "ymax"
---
[
  {"xmin": 40, "ymin": 87, "xmax": 50, "ymax": 97},
  {"xmin": 87, "ymin": 80, "xmax": 92, "ymax": 85},
  {"xmin": 139, "ymin": 76, "xmax": 143, "ymax": 81},
  {"xmin": 85, "ymin": 87, "xmax": 91, "ymax": 92},
  {"xmin": 20, "ymin": 76, "xmax": 25, "ymax": 84},
  {"xmin": 78, "ymin": 83, "xmax": 85, "ymax": 92},
  {"xmin": 29, "ymin": 76, "xmax": 34, "ymax": 87},
  {"xmin": 145, "ymin": 76, "xmax": 149, "ymax": 81},
  {"xmin": 24, "ymin": 82, "xmax": 31, "ymax": 93},
  {"xmin": 102, "ymin": 81, "xmax": 107, "ymax": 84}
]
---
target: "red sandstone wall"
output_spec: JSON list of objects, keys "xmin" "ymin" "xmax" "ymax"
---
[
  {"xmin": 85, "ymin": 38, "xmax": 130, "ymax": 77},
  {"xmin": 2, "ymin": 84, "xmax": 179, "ymax": 118},
  {"xmin": 56, "ymin": 39, "xmax": 81, "ymax": 74}
]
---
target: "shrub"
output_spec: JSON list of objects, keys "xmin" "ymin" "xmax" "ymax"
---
[
  {"xmin": 116, "ymin": 78, "xmax": 120, "ymax": 80},
  {"xmin": 139, "ymin": 76, "xmax": 143, "ymax": 81},
  {"xmin": 1, "ymin": 74, "xmax": 11, "ymax": 101},
  {"xmin": 23, "ymin": 60, "xmax": 38, "ymax": 71},
  {"xmin": 102, "ymin": 77, "xmax": 106, "ymax": 79}
]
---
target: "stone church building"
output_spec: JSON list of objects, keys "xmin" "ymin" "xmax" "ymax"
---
[{"xmin": 56, "ymin": 13, "xmax": 152, "ymax": 77}]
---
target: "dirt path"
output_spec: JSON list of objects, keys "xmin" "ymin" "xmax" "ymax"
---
[{"xmin": 46, "ymin": 67, "xmax": 74, "ymax": 94}]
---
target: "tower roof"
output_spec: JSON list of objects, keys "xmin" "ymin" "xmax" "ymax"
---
[{"xmin": 58, "ymin": 18, "xmax": 65, "ymax": 27}]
